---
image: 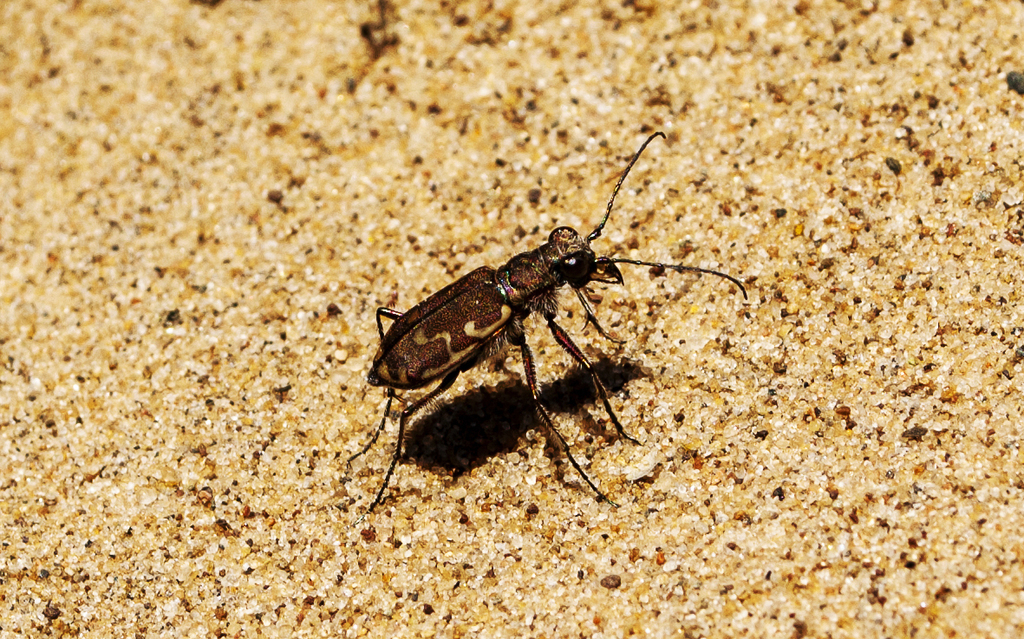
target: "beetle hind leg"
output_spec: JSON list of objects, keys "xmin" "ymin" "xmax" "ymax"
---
[
  {"xmin": 376, "ymin": 306, "xmax": 403, "ymax": 337},
  {"xmin": 353, "ymin": 369, "xmax": 461, "ymax": 523},
  {"xmin": 515, "ymin": 334, "xmax": 619, "ymax": 508},
  {"xmin": 347, "ymin": 388, "xmax": 395, "ymax": 468}
]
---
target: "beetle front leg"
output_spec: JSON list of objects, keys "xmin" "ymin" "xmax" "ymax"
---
[
  {"xmin": 545, "ymin": 315, "xmax": 640, "ymax": 445},
  {"xmin": 354, "ymin": 368, "xmax": 461, "ymax": 523},
  {"xmin": 573, "ymin": 288, "xmax": 625, "ymax": 344},
  {"xmin": 514, "ymin": 334, "xmax": 618, "ymax": 508}
]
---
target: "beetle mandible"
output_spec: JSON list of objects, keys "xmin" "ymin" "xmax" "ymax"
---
[{"xmin": 349, "ymin": 132, "xmax": 747, "ymax": 521}]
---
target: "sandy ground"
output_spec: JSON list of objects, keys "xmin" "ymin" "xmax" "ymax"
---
[{"xmin": 2, "ymin": 0, "xmax": 1023, "ymax": 636}]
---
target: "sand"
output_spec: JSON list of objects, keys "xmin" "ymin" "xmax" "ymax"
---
[{"xmin": 2, "ymin": 0, "xmax": 1023, "ymax": 636}]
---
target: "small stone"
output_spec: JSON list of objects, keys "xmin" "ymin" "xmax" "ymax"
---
[
  {"xmin": 600, "ymin": 574, "xmax": 622, "ymax": 589},
  {"xmin": 901, "ymin": 426, "xmax": 929, "ymax": 441},
  {"xmin": 1007, "ymin": 71, "xmax": 1024, "ymax": 96}
]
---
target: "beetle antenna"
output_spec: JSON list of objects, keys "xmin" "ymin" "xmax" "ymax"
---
[
  {"xmin": 587, "ymin": 131, "xmax": 667, "ymax": 244},
  {"xmin": 611, "ymin": 258, "xmax": 749, "ymax": 300}
]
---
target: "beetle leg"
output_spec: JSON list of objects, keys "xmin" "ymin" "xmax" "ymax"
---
[
  {"xmin": 376, "ymin": 306, "xmax": 403, "ymax": 338},
  {"xmin": 355, "ymin": 368, "xmax": 461, "ymax": 523},
  {"xmin": 351, "ymin": 306, "xmax": 412, "ymax": 472},
  {"xmin": 573, "ymin": 287, "xmax": 625, "ymax": 344},
  {"xmin": 514, "ymin": 333, "xmax": 618, "ymax": 508},
  {"xmin": 347, "ymin": 389, "xmax": 395, "ymax": 469},
  {"xmin": 545, "ymin": 315, "xmax": 641, "ymax": 445}
]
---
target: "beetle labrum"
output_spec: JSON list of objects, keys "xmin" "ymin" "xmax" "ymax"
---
[{"xmin": 350, "ymin": 132, "xmax": 747, "ymax": 520}]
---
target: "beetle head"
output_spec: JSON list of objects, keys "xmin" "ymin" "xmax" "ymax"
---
[{"xmin": 546, "ymin": 226, "xmax": 623, "ymax": 289}]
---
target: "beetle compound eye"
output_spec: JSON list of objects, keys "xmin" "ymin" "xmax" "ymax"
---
[{"xmin": 560, "ymin": 251, "xmax": 592, "ymax": 282}]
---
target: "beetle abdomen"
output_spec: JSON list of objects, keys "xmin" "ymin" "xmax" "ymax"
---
[{"xmin": 370, "ymin": 267, "xmax": 512, "ymax": 390}]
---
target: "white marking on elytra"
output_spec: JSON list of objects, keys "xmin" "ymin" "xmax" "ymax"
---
[
  {"xmin": 413, "ymin": 328, "xmax": 447, "ymax": 346},
  {"xmin": 377, "ymin": 363, "xmax": 409, "ymax": 387},
  {"xmin": 465, "ymin": 305, "xmax": 512, "ymax": 338},
  {"xmin": 417, "ymin": 305, "xmax": 512, "ymax": 379}
]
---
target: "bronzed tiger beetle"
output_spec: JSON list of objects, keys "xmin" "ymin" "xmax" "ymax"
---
[{"xmin": 349, "ymin": 132, "xmax": 747, "ymax": 521}]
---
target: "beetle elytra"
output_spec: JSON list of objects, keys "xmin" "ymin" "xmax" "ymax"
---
[{"xmin": 349, "ymin": 132, "xmax": 747, "ymax": 521}]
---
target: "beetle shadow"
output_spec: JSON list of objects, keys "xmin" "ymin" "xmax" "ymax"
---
[{"xmin": 399, "ymin": 357, "xmax": 650, "ymax": 482}]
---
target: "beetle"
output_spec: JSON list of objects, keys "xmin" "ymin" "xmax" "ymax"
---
[{"xmin": 349, "ymin": 131, "xmax": 747, "ymax": 520}]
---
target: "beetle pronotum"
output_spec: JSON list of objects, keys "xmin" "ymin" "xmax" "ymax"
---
[{"xmin": 349, "ymin": 132, "xmax": 746, "ymax": 521}]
